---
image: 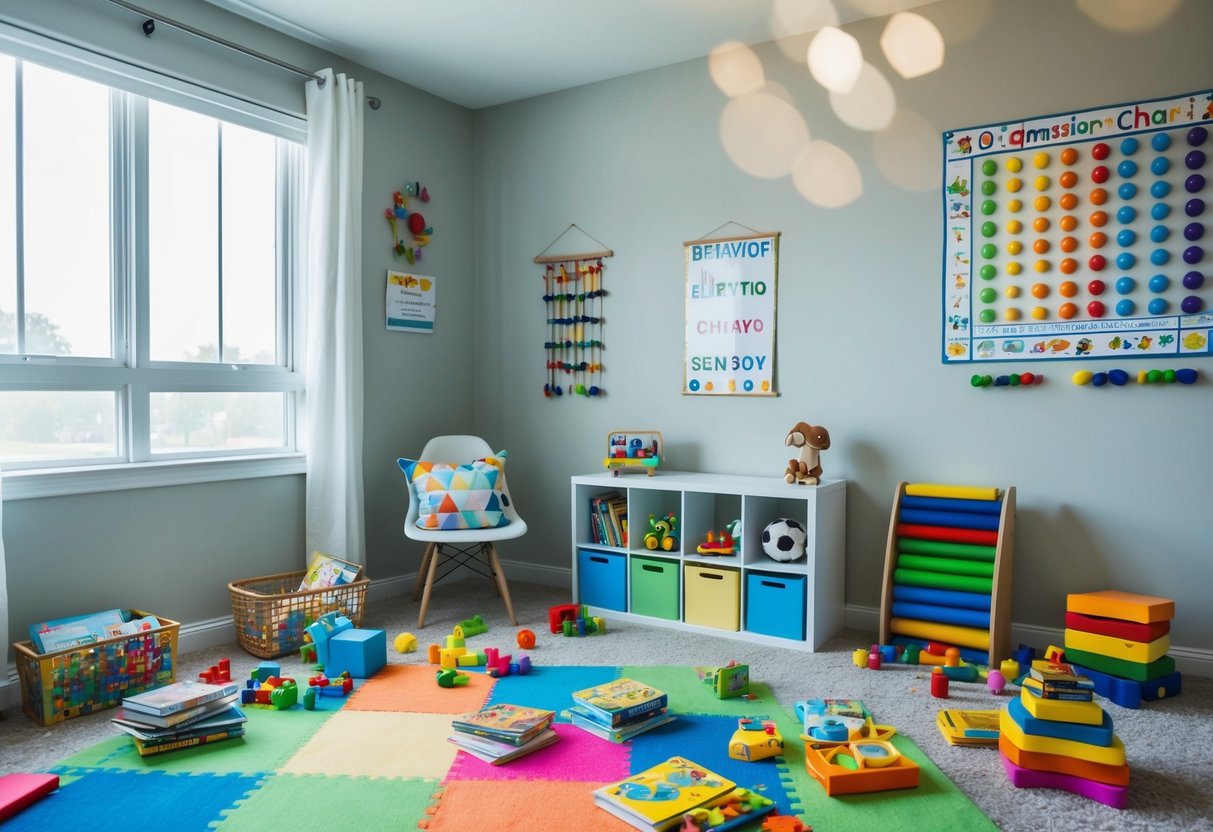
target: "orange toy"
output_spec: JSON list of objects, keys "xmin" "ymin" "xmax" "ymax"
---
[
  {"xmin": 762, "ymin": 815, "xmax": 811, "ymax": 832},
  {"xmin": 803, "ymin": 740, "xmax": 920, "ymax": 796}
]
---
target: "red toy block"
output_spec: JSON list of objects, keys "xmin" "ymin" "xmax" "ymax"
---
[
  {"xmin": 548, "ymin": 603, "xmax": 580, "ymax": 634},
  {"xmin": 0, "ymin": 774, "xmax": 59, "ymax": 822}
]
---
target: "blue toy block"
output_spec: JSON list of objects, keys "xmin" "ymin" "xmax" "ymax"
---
[
  {"xmin": 327, "ymin": 628, "xmax": 387, "ymax": 679},
  {"xmin": 305, "ymin": 612, "xmax": 353, "ymax": 668},
  {"xmin": 1071, "ymin": 664, "xmax": 1183, "ymax": 709},
  {"xmin": 1007, "ymin": 697, "xmax": 1114, "ymax": 746},
  {"xmin": 253, "ymin": 661, "xmax": 280, "ymax": 683}
]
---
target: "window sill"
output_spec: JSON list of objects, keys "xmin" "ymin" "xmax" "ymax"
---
[{"xmin": 1, "ymin": 454, "xmax": 306, "ymax": 501}]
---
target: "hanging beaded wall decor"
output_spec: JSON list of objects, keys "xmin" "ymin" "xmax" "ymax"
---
[{"xmin": 535, "ymin": 225, "xmax": 614, "ymax": 398}]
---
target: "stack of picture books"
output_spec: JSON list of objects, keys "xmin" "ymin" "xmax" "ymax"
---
[
  {"xmin": 447, "ymin": 702, "xmax": 558, "ymax": 764},
  {"xmin": 1024, "ymin": 659, "xmax": 1096, "ymax": 701},
  {"xmin": 594, "ymin": 755, "xmax": 774, "ymax": 831},
  {"xmin": 112, "ymin": 679, "xmax": 244, "ymax": 757},
  {"xmin": 566, "ymin": 677, "xmax": 675, "ymax": 742}
]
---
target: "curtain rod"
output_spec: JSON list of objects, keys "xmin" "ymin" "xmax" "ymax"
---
[{"xmin": 99, "ymin": 0, "xmax": 381, "ymax": 109}]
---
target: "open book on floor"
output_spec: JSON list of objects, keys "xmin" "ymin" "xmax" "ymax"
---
[{"xmin": 593, "ymin": 755, "xmax": 740, "ymax": 831}]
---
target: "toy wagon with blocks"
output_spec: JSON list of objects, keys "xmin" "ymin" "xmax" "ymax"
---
[{"xmin": 603, "ymin": 430, "xmax": 662, "ymax": 476}]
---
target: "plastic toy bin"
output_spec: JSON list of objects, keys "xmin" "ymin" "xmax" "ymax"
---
[
  {"xmin": 14, "ymin": 610, "xmax": 180, "ymax": 726},
  {"xmin": 228, "ymin": 570, "xmax": 370, "ymax": 658},
  {"xmin": 746, "ymin": 572, "xmax": 807, "ymax": 640},
  {"xmin": 577, "ymin": 549, "xmax": 627, "ymax": 611},
  {"xmin": 684, "ymin": 565, "xmax": 740, "ymax": 631},
  {"xmin": 630, "ymin": 555, "xmax": 680, "ymax": 620}
]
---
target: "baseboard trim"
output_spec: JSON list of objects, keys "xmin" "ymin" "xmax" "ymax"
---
[{"xmin": 845, "ymin": 603, "xmax": 1213, "ymax": 676}]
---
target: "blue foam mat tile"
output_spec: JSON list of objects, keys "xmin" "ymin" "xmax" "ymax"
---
[
  {"xmin": 484, "ymin": 664, "xmax": 621, "ymax": 717},
  {"xmin": 3, "ymin": 767, "xmax": 264, "ymax": 832}
]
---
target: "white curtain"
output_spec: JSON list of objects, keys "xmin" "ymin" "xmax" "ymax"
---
[{"xmin": 303, "ymin": 69, "xmax": 366, "ymax": 564}]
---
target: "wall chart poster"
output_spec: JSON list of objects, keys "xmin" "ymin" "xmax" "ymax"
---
[
  {"xmin": 942, "ymin": 88, "xmax": 1212, "ymax": 364},
  {"xmin": 386, "ymin": 270, "xmax": 436, "ymax": 333},
  {"xmin": 684, "ymin": 232, "xmax": 778, "ymax": 395}
]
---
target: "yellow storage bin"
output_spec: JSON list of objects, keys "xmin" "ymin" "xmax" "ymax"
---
[{"xmin": 684, "ymin": 565, "xmax": 740, "ymax": 631}]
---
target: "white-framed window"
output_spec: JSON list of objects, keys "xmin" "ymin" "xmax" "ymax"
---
[{"xmin": 0, "ymin": 31, "xmax": 306, "ymax": 499}]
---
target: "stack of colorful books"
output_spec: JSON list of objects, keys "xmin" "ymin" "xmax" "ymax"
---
[
  {"xmin": 1063, "ymin": 589, "xmax": 1182, "ymax": 708},
  {"xmin": 447, "ymin": 702, "xmax": 558, "ymax": 764},
  {"xmin": 566, "ymin": 677, "xmax": 674, "ymax": 742},
  {"xmin": 112, "ymin": 679, "xmax": 244, "ymax": 757},
  {"xmin": 999, "ymin": 659, "xmax": 1129, "ymax": 808}
]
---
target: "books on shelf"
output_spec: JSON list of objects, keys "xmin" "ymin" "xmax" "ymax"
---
[
  {"xmin": 448, "ymin": 727, "xmax": 559, "ymax": 765},
  {"xmin": 571, "ymin": 678, "xmax": 667, "ymax": 727},
  {"xmin": 566, "ymin": 704, "xmax": 676, "ymax": 742},
  {"xmin": 589, "ymin": 491, "xmax": 627, "ymax": 547},
  {"xmin": 450, "ymin": 703, "xmax": 555, "ymax": 747},
  {"xmin": 122, "ymin": 679, "xmax": 241, "ymax": 717},
  {"xmin": 936, "ymin": 709, "xmax": 1000, "ymax": 746},
  {"xmin": 593, "ymin": 756, "xmax": 739, "ymax": 831}
]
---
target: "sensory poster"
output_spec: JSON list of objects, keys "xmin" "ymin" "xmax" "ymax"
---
[{"xmin": 942, "ymin": 88, "xmax": 1212, "ymax": 364}]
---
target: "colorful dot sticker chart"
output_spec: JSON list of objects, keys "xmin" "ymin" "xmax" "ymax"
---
[{"xmin": 942, "ymin": 89, "xmax": 1212, "ymax": 364}]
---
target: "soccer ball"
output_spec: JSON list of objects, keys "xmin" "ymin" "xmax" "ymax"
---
[{"xmin": 762, "ymin": 518, "xmax": 807, "ymax": 562}]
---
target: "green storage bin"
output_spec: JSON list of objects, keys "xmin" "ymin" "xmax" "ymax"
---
[{"xmin": 630, "ymin": 556, "xmax": 680, "ymax": 620}]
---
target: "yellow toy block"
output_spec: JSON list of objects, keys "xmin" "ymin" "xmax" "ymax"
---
[
  {"xmin": 439, "ymin": 646, "xmax": 467, "ymax": 668},
  {"xmin": 1000, "ymin": 709, "xmax": 1126, "ymax": 766},
  {"xmin": 456, "ymin": 651, "xmax": 486, "ymax": 667},
  {"xmin": 1019, "ymin": 686, "xmax": 1104, "ymax": 726},
  {"xmin": 1064, "ymin": 628, "xmax": 1170, "ymax": 664},
  {"xmin": 1066, "ymin": 590, "xmax": 1174, "ymax": 623},
  {"xmin": 445, "ymin": 634, "xmax": 466, "ymax": 649}
]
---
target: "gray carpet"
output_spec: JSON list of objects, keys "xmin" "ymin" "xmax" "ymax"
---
[{"xmin": 3, "ymin": 578, "xmax": 1210, "ymax": 830}]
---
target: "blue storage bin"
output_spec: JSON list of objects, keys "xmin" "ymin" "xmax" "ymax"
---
[
  {"xmin": 745, "ymin": 572, "xmax": 807, "ymax": 640},
  {"xmin": 578, "ymin": 549, "xmax": 627, "ymax": 611}
]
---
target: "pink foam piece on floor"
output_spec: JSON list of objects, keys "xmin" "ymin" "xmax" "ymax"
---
[
  {"xmin": 1000, "ymin": 751, "xmax": 1128, "ymax": 809},
  {"xmin": 0, "ymin": 773, "xmax": 60, "ymax": 822},
  {"xmin": 445, "ymin": 723, "xmax": 630, "ymax": 782}
]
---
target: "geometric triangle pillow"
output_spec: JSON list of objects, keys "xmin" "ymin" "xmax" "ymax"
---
[{"xmin": 397, "ymin": 450, "xmax": 511, "ymax": 530}]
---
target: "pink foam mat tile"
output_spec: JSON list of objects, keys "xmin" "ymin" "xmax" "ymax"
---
[{"xmin": 445, "ymin": 724, "xmax": 630, "ymax": 782}]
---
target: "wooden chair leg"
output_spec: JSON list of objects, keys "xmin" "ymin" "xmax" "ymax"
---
[
  {"xmin": 418, "ymin": 542, "xmax": 442, "ymax": 628},
  {"xmin": 413, "ymin": 541, "xmax": 436, "ymax": 601},
  {"xmin": 486, "ymin": 544, "xmax": 516, "ymax": 625}
]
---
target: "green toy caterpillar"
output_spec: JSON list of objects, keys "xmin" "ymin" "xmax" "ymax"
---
[{"xmin": 644, "ymin": 512, "xmax": 678, "ymax": 551}]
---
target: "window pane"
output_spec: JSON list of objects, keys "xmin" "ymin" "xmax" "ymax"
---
[
  {"xmin": 150, "ymin": 391, "xmax": 285, "ymax": 453},
  {"xmin": 22, "ymin": 64, "xmax": 111, "ymax": 357},
  {"xmin": 0, "ymin": 56, "xmax": 14, "ymax": 354},
  {"xmin": 0, "ymin": 390, "xmax": 118, "ymax": 461},
  {"xmin": 221, "ymin": 125, "xmax": 277, "ymax": 365},
  {"xmin": 149, "ymin": 101, "xmax": 218, "ymax": 362}
]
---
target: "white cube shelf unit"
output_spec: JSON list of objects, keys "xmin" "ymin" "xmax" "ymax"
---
[{"xmin": 570, "ymin": 471, "xmax": 847, "ymax": 651}]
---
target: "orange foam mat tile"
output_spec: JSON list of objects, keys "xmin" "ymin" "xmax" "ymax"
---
[
  {"xmin": 345, "ymin": 664, "xmax": 493, "ymax": 714},
  {"xmin": 422, "ymin": 778, "xmax": 634, "ymax": 832}
]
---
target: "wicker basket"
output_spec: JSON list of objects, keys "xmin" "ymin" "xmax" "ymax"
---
[
  {"xmin": 228, "ymin": 570, "xmax": 370, "ymax": 658},
  {"xmin": 14, "ymin": 610, "xmax": 179, "ymax": 726}
]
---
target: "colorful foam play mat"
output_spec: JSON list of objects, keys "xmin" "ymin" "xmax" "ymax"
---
[{"xmin": 9, "ymin": 665, "xmax": 995, "ymax": 831}]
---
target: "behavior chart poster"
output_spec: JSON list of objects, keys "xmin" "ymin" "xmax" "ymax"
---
[
  {"xmin": 684, "ymin": 233, "xmax": 778, "ymax": 395},
  {"xmin": 942, "ymin": 88, "xmax": 1212, "ymax": 364},
  {"xmin": 386, "ymin": 270, "xmax": 435, "ymax": 333}
]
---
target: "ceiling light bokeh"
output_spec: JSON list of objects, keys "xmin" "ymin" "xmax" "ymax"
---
[
  {"xmin": 769, "ymin": 0, "xmax": 839, "ymax": 62},
  {"xmin": 1075, "ymin": 0, "xmax": 1180, "ymax": 32},
  {"xmin": 807, "ymin": 26, "xmax": 863, "ymax": 94},
  {"xmin": 708, "ymin": 41, "xmax": 765, "ymax": 98},
  {"xmin": 880, "ymin": 12, "xmax": 945, "ymax": 78},
  {"xmin": 720, "ymin": 92, "xmax": 811, "ymax": 179},
  {"xmin": 828, "ymin": 62, "xmax": 896, "ymax": 131},
  {"xmin": 792, "ymin": 140, "xmax": 863, "ymax": 207}
]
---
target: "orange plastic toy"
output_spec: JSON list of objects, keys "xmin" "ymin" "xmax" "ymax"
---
[{"xmin": 803, "ymin": 740, "xmax": 920, "ymax": 796}]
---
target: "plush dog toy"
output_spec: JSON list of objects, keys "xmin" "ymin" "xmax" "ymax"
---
[{"xmin": 784, "ymin": 422, "xmax": 830, "ymax": 485}]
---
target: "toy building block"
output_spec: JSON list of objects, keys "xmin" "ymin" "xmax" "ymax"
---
[
  {"xmin": 328, "ymin": 628, "xmax": 387, "ymax": 678},
  {"xmin": 302, "ymin": 686, "xmax": 317, "ymax": 710},
  {"xmin": 305, "ymin": 611, "xmax": 353, "ymax": 668},
  {"xmin": 0, "ymin": 773, "xmax": 60, "ymax": 823},
  {"xmin": 436, "ymin": 668, "xmax": 470, "ymax": 687},
  {"xmin": 199, "ymin": 658, "xmax": 232, "ymax": 684},
  {"xmin": 446, "ymin": 633, "xmax": 466, "ymax": 650},
  {"xmin": 548, "ymin": 603, "xmax": 580, "ymax": 633},
  {"xmin": 1067, "ymin": 589, "xmax": 1175, "ymax": 624},
  {"xmin": 300, "ymin": 642, "xmax": 318, "ymax": 663},
  {"xmin": 456, "ymin": 651, "xmax": 487, "ymax": 667},
  {"xmin": 1070, "ymin": 663, "xmax": 1183, "ymax": 709},
  {"xmin": 439, "ymin": 646, "xmax": 467, "ymax": 669},
  {"xmin": 456, "ymin": 614, "xmax": 488, "ymax": 637},
  {"xmin": 694, "ymin": 662, "xmax": 750, "ymax": 698},
  {"xmin": 761, "ymin": 814, "xmax": 809, "ymax": 832},
  {"xmin": 269, "ymin": 678, "xmax": 299, "ymax": 710},
  {"xmin": 252, "ymin": 661, "xmax": 281, "ymax": 683}
]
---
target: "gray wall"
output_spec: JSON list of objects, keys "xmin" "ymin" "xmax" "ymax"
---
[
  {"xmin": 0, "ymin": 0, "xmax": 476, "ymax": 662},
  {"xmin": 473, "ymin": 0, "xmax": 1213, "ymax": 651}
]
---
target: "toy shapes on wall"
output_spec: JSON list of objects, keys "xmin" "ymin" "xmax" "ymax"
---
[
  {"xmin": 970, "ymin": 371, "xmax": 1044, "ymax": 388},
  {"xmin": 1071, "ymin": 367, "xmax": 1198, "ymax": 385},
  {"xmin": 535, "ymin": 224, "xmax": 614, "ymax": 399},
  {"xmin": 385, "ymin": 181, "xmax": 433, "ymax": 264}
]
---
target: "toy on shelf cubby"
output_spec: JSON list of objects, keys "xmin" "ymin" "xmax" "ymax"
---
[{"xmin": 878, "ymin": 482, "xmax": 1015, "ymax": 668}]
